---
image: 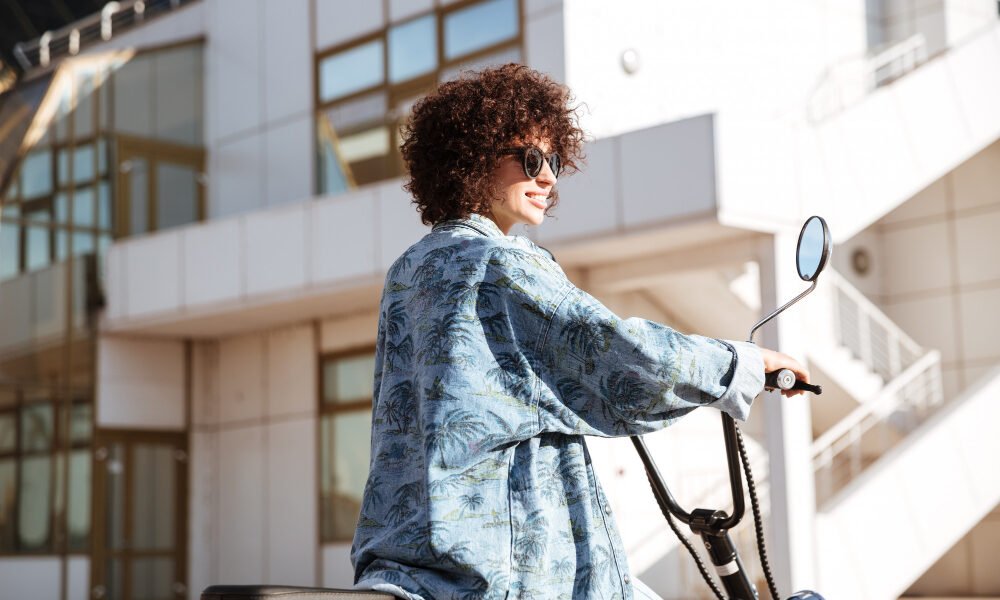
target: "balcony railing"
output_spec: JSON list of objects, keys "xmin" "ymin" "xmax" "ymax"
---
[
  {"xmin": 12, "ymin": 0, "xmax": 197, "ymax": 71},
  {"xmin": 811, "ymin": 270, "xmax": 944, "ymax": 504}
]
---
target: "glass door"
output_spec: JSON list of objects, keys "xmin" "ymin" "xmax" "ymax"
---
[{"xmin": 90, "ymin": 430, "xmax": 188, "ymax": 600}]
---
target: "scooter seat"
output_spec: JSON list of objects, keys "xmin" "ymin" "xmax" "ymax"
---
[{"xmin": 201, "ymin": 586, "xmax": 396, "ymax": 600}]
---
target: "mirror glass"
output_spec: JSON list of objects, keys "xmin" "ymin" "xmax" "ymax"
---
[{"xmin": 796, "ymin": 216, "xmax": 830, "ymax": 281}]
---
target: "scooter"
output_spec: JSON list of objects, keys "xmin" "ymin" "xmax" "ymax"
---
[{"xmin": 201, "ymin": 216, "xmax": 832, "ymax": 600}]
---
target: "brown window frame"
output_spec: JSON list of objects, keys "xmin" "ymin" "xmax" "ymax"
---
[
  {"xmin": 313, "ymin": 0, "xmax": 527, "ymax": 195},
  {"xmin": 317, "ymin": 347, "xmax": 377, "ymax": 544},
  {"xmin": 0, "ymin": 386, "xmax": 93, "ymax": 557}
]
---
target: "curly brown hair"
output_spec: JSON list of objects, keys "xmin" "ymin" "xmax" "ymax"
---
[{"xmin": 400, "ymin": 63, "xmax": 585, "ymax": 225}]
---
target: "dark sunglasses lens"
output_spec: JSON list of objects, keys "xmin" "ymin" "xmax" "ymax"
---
[
  {"xmin": 549, "ymin": 153, "xmax": 561, "ymax": 177},
  {"xmin": 524, "ymin": 147, "xmax": 543, "ymax": 178}
]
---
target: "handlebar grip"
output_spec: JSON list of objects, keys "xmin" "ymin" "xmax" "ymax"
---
[{"xmin": 765, "ymin": 369, "xmax": 823, "ymax": 395}]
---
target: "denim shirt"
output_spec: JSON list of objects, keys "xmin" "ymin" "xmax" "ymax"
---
[{"xmin": 351, "ymin": 214, "xmax": 765, "ymax": 600}]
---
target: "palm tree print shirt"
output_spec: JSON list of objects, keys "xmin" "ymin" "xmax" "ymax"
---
[{"xmin": 351, "ymin": 214, "xmax": 765, "ymax": 600}]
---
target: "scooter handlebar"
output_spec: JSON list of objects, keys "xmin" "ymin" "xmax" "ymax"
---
[{"xmin": 765, "ymin": 369, "xmax": 823, "ymax": 395}]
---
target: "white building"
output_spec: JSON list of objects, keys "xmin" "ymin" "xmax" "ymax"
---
[{"xmin": 1, "ymin": 1, "xmax": 999, "ymax": 599}]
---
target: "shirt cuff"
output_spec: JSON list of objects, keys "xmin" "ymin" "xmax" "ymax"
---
[{"xmin": 713, "ymin": 340, "xmax": 765, "ymax": 422}]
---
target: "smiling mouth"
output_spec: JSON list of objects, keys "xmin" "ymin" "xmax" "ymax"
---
[{"xmin": 525, "ymin": 194, "xmax": 548, "ymax": 208}]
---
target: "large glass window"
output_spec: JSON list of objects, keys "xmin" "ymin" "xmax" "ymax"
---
[
  {"xmin": 0, "ymin": 388, "xmax": 92, "ymax": 554},
  {"xmin": 319, "ymin": 351, "xmax": 376, "ymax": 542},
  {"xmin": 0, "ymin": 37, "xmax": 199, "ymax": 563},
  {"xmin": 315, "ymin": 0, "xmax": 525, "ymax": 195}
]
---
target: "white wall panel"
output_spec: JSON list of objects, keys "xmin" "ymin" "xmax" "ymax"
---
[
  {"xmin": 189, "ymin": 430, "xmax": 219, "ymax": 600},
  {"xmin": 881, "ymin": 177, "xmax": 948, "ymax": 225},
  {"xmin": 218, "ymin": 333, "xmax": 266, "ymax": 423},
  {"xmin": 536, "ymin": 136, "xmax": 618, "ymax": 244},
  {"xmin": 884, "ymin": 294, "xmax": 961, "ymax": 363},
  {"xmin": 954, "ymin": 209, "xmax": 1000, "ymax": 286},
  {"xmin": 880, "ymin": 220, "xmax": 952, "ymax": 296},
  {"xmin": 264, "ymin": 116, "xmax": 313, "ymax": 207},
  {"xmin": 212, "ymin": 133, "xmax": 266, "ymax": 218},
  {"xmin": 892, "ymin": 60, "xmax": 973, "ymax": 177},
  {"xmin": 952, "ymin": 140, "xmax": 1000, "ymax": 211},
  {"xmin": 263, "ymin": 0, "xmax": 312, "ymax": 123},
  {"xmin": 97, "ymin": 336, "xmax": 186, "ymax": 429},
  {"xmin": 376, "ymin": 180, "xmax": 429, "ymax": 271},
  {"xmin": 948, "ymin": 27, "xmax": 1000, "ymax": 149},
  {"xmin": 125, "ymin": 232, "xmax": 182, "ymax": 318},
  {"xmin": 524, "ymin": 4, "xmax": 565, "ymax": 82},
  {"xmin": 67, "ymin": 556, "xmax": 89, "ymax": 600},
  {"xmin": 208, "ymin": 0, "xmax": 263, "ymax": 142},
  {"xmin": 266, "ymin": 325, "xmax": 316, "ymax": 418},
  {"xmin": 315, "ymin": 0, "xmax": 384, "ymax": 50},
  {"xmin": 192, "ymin": 341, "xmax": 221, "ymax": 426},
  {"xmin": 320, "ymin": 312, "xmax": 379, "ymax": 353},
  {"xmin": 312, "ymin": 190, "xmax": 378, "ymax": 284},
  {"xmin": 182, "ymin": 218, "xmax": 242, "ymax": 308},
  {"xmin": 0, "ymin": 558, "xmax": 61, "ymax": 600},
  {"xmin": 620, "ymin": 116, "xmax": 717, "ymax": 228},
  {"xmin": 267, "ymin": 418, "xmax": 318, "ymax": 584},
  {"xmin": 959, "ymin": 287, "xmax": 1000, "ymax": 361},
  {"xmin": 245, "ymin": 204, "xmax": 309, "ymax": 296},
  {"xmin": 218, "ymin": 425, "xmax": 266, "ymax": 583},
  {"xmin": 321, "ymin": 544, "xmax": 356, "ymax": 588}
]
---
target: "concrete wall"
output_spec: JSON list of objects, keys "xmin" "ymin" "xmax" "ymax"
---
[
  {"xmin": 907, "ymin": 502, "xmax": 1000, "ymax": 595},
  {"xmin": 563, "ymin": 0, "xmax": 869, "ymax": 139},
  {"xmin": 188, "ymin": 323, "xmax": 319, "ymax": 597},
  {"xmin": 834, "ymin": 139, "xmax": 1000, "ymax": 401}
]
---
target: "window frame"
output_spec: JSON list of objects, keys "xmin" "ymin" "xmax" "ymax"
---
[
  {"xmin": 0, "ymin": 387, "xmax": 93, "ymax": 557},
  {"xmin": 312, "ymin": 0, "xmax": 526, "ymax": 195},
  {"xmin": 317, "ymin": 346, "xmax": 377, "ymax": 544}
]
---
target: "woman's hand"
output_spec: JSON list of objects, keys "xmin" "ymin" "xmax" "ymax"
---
[{"xmin": 759, "ymin": 348, "xmax": 811, "ymax": 397}]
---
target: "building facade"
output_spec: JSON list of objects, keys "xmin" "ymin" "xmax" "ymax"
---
[{"xmin": 1, "ymin": 1, "xmax": 999, "ymax": 599}]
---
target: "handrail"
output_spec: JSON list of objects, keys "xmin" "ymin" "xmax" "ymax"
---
[
  {"xmin": 811, "ymin": 349, "xmax": 941, "ymax": 459},
  {"xmin": 825, "ymin": 270, "xmax": 923, "ymax": 359},
  {"xmin": 12, "ymin": 0, "xmax": 194, "ymax": 71}
]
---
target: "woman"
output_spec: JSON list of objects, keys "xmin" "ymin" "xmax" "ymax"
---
[{"xmin": 351, "ymin": 63, "xmax": 808, "ymax": 600}]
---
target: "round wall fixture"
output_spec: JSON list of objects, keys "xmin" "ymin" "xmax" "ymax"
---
[
  {"xmin": 851, "ymin": 247, "xmax": 871, "ymax": 276},
  {"xmin": 621, "ymin": 48, "xmax": 640, "ymax": 75}
]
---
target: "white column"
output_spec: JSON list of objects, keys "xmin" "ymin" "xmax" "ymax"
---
[{"xmin": 756, "ymin": 233, "xmax": 817, "ymax": 593}]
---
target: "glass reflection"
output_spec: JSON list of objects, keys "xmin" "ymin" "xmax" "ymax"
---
[
  {"xmin": 321, "ymin": 409, "xmax": 373, "ymax": 541},
  {"xmin": 131, "ymin": 444, "xmax": 175, "ymax": 551},
  {"xmin": 131, "ymin": 557, "xmax": 175, "ymax": 600},
  {"xmin": 389, "ymin": 15, "xmax": 437, "ymax": 83},
  {"xmin": 320, "ymin": 40, "xmax": 385, "ymax": 102},
  {"xmin": 18, "ymin": 455, "xmax": 52, "ymax": 550},
  {"xmin": 445, "ymin": 0, "xmax": 518, "ymax": 60},
  {"xmin": 324, "ymin": 354, "xmax": 376, "ymax": 403},
  {"xmin": 156, "ymin": 163, "xmax": 198, "ymax": 230}
]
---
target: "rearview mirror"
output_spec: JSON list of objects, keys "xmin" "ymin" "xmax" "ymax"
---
[{"xmin": 796, "ymin": 216, "xmax": 831, "ymax": 282}]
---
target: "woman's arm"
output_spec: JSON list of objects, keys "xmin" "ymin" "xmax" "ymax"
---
[{"xmin": 488, "ymin": 245, "xmax": 766, "ymax": 437}]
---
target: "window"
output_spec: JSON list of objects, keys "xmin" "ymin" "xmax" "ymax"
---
[
  {"xmin": 319, "ymin": 350, "xmax": 377, "ymax": 542},
  {"xmin": 315, "ymin": 0, "xmax": 524, "ymax": 195},
  {"xmin": 0, "ymin": 387, "xmax": 92, "ymax": 554}
]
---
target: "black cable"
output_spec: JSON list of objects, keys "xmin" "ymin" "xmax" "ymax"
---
[
  {"xmin": 735, "ymin": 424, "xmax": 781, "ymax": 600},
  {"xmin": 643, "ymin": 471, "xmax": 726, "ymax": 600}
]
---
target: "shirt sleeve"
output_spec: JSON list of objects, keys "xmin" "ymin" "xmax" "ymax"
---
[{"xmin": 488, "ymin": 246, "xmax": 764, "ymax": 437}]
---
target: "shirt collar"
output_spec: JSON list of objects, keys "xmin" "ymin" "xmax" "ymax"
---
[{"xmin": 433, "ymin": 213, "xmax": 506, "ymax": 238}]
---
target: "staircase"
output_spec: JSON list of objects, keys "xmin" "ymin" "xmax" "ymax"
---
[{"xmin": 799, "ymin": 269, "xmax": 998, "ymax": 599}]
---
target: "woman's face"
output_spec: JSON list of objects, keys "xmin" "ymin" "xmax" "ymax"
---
[{"xmin": 486, "ymin": 139, "xmax": 558, "ymax": 234}]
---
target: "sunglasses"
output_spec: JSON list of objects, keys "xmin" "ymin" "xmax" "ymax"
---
[{"xmin": 500, "ymin": 146, "xmax": 562, "ymax": 179}]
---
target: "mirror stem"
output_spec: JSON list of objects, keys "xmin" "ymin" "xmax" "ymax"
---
[{"xmin": 748, "ymin": 279, "xmax": 817, "ymax": 344}]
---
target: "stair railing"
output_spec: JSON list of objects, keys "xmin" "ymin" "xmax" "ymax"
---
[
  {"xmin": 812, "ymin": 349, "xmax": 943, "ymax": 503},
  {"xmin": 827, "ymin": 269, "xmax": 924, "ymax": 383}
]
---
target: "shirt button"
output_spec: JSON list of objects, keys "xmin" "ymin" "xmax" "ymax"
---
[
  {"xmin": 604, "ymin": 504, "xmax": 612, "ymax": 515},
  {"xmin": 624, "ymin": 575, "xmax": 631, "ymax": 585}
]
